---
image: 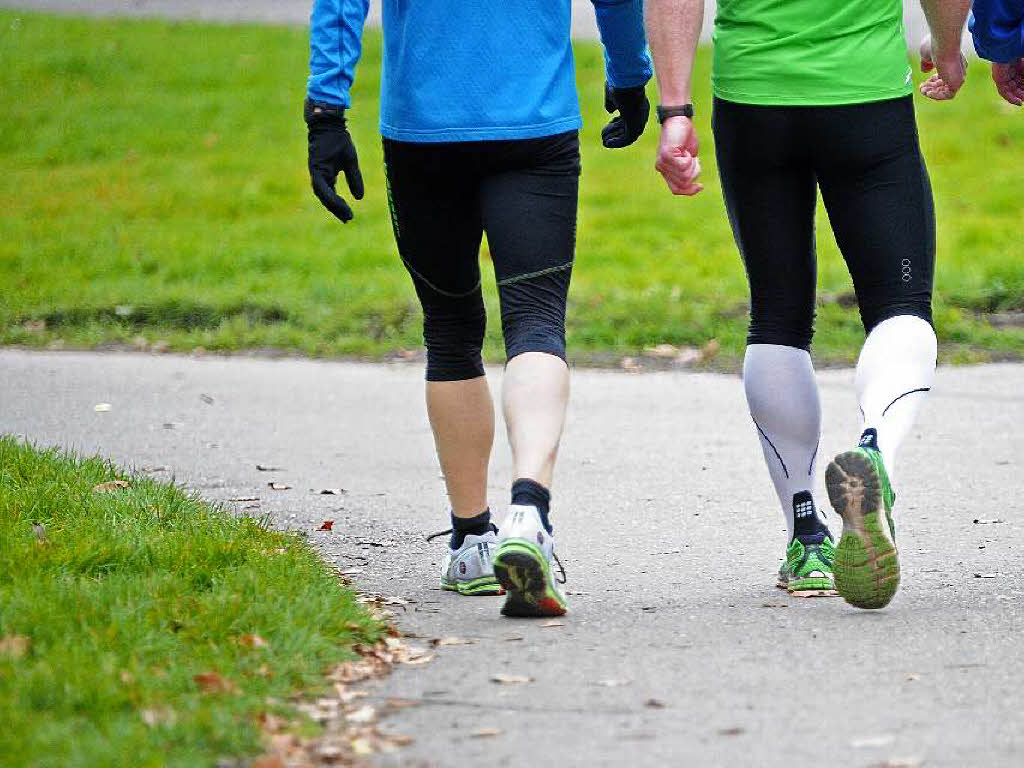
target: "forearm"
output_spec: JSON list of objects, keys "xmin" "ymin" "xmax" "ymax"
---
[
  {"xmin": 592, "ymin": 0, "xmax": 653, "ymax": 88},
  {"xmin": 920, "ymin": 0, "xmax": 971, "ymax": 60},
  {"xmin": 646, "ymin": 0, "xmax": 704, "ymax": 104},
  {"xmin": 307, "ymin": 0, "xmax": 371, "ymax": 107}
]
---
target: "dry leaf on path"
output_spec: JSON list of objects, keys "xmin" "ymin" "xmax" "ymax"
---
[
  {"xmin": 267, "ymin": 482, "xmax": 291, "ymax": 491},
  {"xmin": 93, "ymin": 480, "xmax": 131, "ymax": 493},
  {"xmin": 645, "ymin": 698, "xmax": 667, "ymax": 709},
  {"xmin": 593, "ymin": 679, "xmax": 630, "ymax": 688},
  {"xmin": 973, "ymin": 518, "xmax": 1005, "ymax": 525},
  {"xmin": 539, "ymin": 620, "xmax": 564, "ymax": 628},
  {"xmin": 193, "ymin": 671, "xmax": 238, "ymax": 694},
  {"xmin": 94, "ymin": 403, "xmax": 112, "ymax": 412},
  {"xmin": 256, "ymin": 465, "xmax": 283, "ymax": 472},
  {"xmin": 346, "ymin": 705, "xmax": 377, "ymax": 724},
  {"xmin": 431, "ymin": 636, "xmax": 477, "ymax": 647},
  {"xmin": 470, "ymin": 728, "xmax": 503, "ymax": 738},
  {"xmin": 319, "ymin": 488, "xmax": 346, "ymax": 495},
  {"xmin": 871, "ymin": 759, "xmax": 923, "ymax": 768},
  {"xmin": 974, "ymin": 573, "xmax": 999, "ymax": 579},
  {"xmin": 318, "ymin": 520, "xmax": 334, "ymax": 531},
  {"xmin": 0, "ymin": 635, "xmax": 31, "ymax": 659},
  {"xmin": 490, "ymin": 673, "xmax": 533, "ymax": 685}
]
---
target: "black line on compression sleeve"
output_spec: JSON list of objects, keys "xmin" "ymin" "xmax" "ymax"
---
[
  {"xmin": 753, "ymin": 419, "xmax": 789, "ymax": 479},
  {"xmin": 881, "ymin": 387, "xmax": 931, "ymax": 418}
]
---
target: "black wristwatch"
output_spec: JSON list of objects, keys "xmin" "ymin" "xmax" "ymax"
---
[{"xmin": 656, "ymin": 104, "xmax": 695, "ymax": 123}]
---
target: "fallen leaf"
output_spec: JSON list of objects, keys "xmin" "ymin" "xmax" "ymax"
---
[
  {"xmin": 701, "ymin": 338, "xmax": 721, "ymax": 360},
  {"xmin": 238, "ymin": 633, "xmax": 269, "ymax": 649},
  {"xmin": 645, "ymin": 698, "xmax": 667, "ymax": 709},
  {"xmin": 470, "ymin": 728, "xmax": 503, "ymax": 738},
  {"xmin": 193, "ymin": 672, "xmax": 238, "ymax": 694},
  {"xmin": 593, "ymin": 679, "xmax": 630, "ymax": 688},
  {"xmin": 256, "ymin": 465, "xmax": 283, "ymax": 472},
  {"xmin": 346, "ymin": 705, "xmax": 377, "ymax": 724},
  {"xmin": 974, "ymin": 572, "xmax": 999, "ymax": 579},
  {"xmin": 319, "ymin": 488, "xmax": 346, "ymax": 495},
  {"xmin": 0, "ymin": 635, "xmax": 31, "ymax": 658},
  {"xmin": 384, "ymin": 697, "xmax": 420, "ymax": 710},
  {"xmin": 94, "ymin": 403, "xmax": 112, "ymax": 412},
  {"xmin": 318, "ymin": 520, "xmax": 334, "ymax": 531},
  {"xmin": 431, "ymin": 636, "xmax": 477, "ymax": 647},
  {"xmin": 905, "ymin": 673, "xmax": 921, "ymax": 682},
  {"xmin": 539, "ymin": 620, "xmax": 564, "ymax": 628},
  {"xmin": 871, "ymin": 759, "xmax": 923, "ymax": 768},
  {"xmin": 140, "ymin": 707, "xmax": 176, "ymax": 728},
  {"xmin": 973, "ymin": 518, "xmax": 1005, "ymax": 525},
  {"xmin": 852, "ymin": 735, "xmax": 896, "ymax": 748},
  {"xmin": 93, "ymin": 480, "xmax": 131, "ymax": 493},
  {"xmin": 268, "ymin": 482, "xmax": 291, "ymax": 491},
  {"xmin": 316, "ymin": 743, "xmax": 344, "ymax": 760},
  {"xmin": 490, "ymin": 673, "xmax": 533, "ymax": 685}
]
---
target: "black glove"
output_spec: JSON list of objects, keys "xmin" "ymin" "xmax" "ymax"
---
[
  {"xmin": 601, "ymin": 82, "xmax": 650, "ymax": 149},
  {"xmin": 304, "ymin": 99, "xmax": 364, "ymax": 223}
]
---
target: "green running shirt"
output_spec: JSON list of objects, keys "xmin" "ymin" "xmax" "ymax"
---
[{"xmin": 712, "ymin": 0, "xmax": 914, "ymax": 106}]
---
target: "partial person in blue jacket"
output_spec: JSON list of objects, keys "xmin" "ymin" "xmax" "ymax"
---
[
  {"xmin": 305, "ymin": 1, "xmax": 652, "ymax": 618},
  {"xmin": 970, "ymin": 0, "xmax": 1024, "ymax": 105}
]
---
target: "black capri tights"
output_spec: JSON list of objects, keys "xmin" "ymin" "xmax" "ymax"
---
[
  {"xmin": 383, "ymin": 132, "xmax": 579, "ymax": 381},
  {"xmin": 712, "ymin": 96, "xmax": 936, "ymax": 350}
]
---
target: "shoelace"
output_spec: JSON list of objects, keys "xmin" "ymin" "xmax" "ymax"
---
[{"xmin": 425, "ymin": 529, "xmax": 568, "ymax": 585}]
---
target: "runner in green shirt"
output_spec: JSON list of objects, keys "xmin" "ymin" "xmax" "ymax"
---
[{"xmin": 645, "ymin": 0, "xmax": 970, "ymax": 610}]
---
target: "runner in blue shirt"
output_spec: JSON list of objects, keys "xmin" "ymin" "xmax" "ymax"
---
[
  {"xmin": 305, "ymin": 1, "xmax": 652, "ymax": 618},
  {"xmin": 970, "ymin": 0, "xmax": 1024, "ymax": 105}
]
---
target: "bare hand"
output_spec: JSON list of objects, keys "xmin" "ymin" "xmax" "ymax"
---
[
  {"xmin": 992, "ymin": 58, "xmax": 1024, "ymax": 106},
  {"xmin": 654, "ymin": 116, "xmax": 703, "ymax": 196},
  {"xmin": 919, "ymin": 35, "xmax": 967, "ymax": 101}
]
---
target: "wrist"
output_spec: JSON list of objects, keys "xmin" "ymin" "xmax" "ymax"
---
[
  {"xmin": 304, "ymin": 98, "xmax": 347, "ymax": 124},
  {"xmin": 656, "ymin": 104, "xmax": 695, "ymax": 124}
]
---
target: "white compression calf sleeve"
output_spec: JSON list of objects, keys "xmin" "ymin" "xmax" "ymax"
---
[
  {"xmin": 856, "ymin": 315, "xmax": 937, "ymax": 481},
  {"xmin": 743, "ymin": 344, "xmax": 822, "ymax": 540}
]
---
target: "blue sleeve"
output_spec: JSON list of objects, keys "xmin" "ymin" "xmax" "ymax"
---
[
  {"xmin": 969, "ymin": 0, "xmax": 1024, "ymax": 63},
  {"xmin": 592, "ymin": 0, "xmax": 654, "ymax": 88},
  {"xmin": 307, "ymin": 0, "xmax": 371, "ymax": 107}
]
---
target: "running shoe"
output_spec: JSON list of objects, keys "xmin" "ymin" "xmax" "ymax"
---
[
  {"xmin": 777, "ymin": 536, "xmax": 838, "ymax": 597},
  {"xmin": 492, "ymin": 505, "xmax": 567, "ymax": 617},
  {"xmin": 826, "ymin": 439, "xmax": 899, "ymax": 609},
  {"xmin": 434, "ymin": 530, "xmax": 504, "ymax": 596}
]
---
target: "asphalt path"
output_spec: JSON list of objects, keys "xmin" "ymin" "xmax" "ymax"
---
[{"xmin": 2, "ymin": 349, "xmax": 1021, "ymax": 766}]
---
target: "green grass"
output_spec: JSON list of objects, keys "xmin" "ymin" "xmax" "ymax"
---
[
  {"xmin": 0, "ymin": 436, "xmax": 383, "ymax": 768},
  {"xmin": 1, "ymin": 12, "xmax": 1022, "ymax": 366}
]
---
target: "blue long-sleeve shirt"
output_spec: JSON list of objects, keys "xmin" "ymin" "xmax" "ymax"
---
[
  {"xmin": 307, "ymin": 0, "xmax": 652, "ymax": 143},
  {"xmin": 970, "ymin": 0, "xmax": 1024, "ymax": 63}
]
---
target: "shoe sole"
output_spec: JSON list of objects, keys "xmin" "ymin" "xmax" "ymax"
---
[
  {"xmin": 441, "ymin": 576, "xmax": 504, "ymax": 597},
  {"xmin": 776, "ymin": 576, "xmax": 838, "ymax": 598},
  {"xmin": 826, "ymin": 450, "xmax": 900, "ymax": 609},
  {"xmin": 492, "ymin": 539, "xmax": 567, "ymax": 618}
]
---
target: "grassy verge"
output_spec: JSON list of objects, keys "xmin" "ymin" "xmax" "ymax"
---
[
  {"xmin": 0, "ymin": 436, "xmax": 383, "ymax": 768},
  {"xmin": 1, "ymin": 12, "xmax": 1022, "ymax": 366}
]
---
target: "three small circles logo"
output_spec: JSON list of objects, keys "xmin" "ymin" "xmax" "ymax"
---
[{"xmin": 901, "ymin": 259, "xmax": 912, "ymax": 283}]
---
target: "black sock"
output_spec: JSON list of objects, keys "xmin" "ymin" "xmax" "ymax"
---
[
  {"xmin": 449, "ymin": 508, "xmax": 493, "ymax": 549},
  {"xmin": 792, "ymin": 491, "xmax": 831, "ymax": 544},
  {"xmin": 511, "ymin": 478, "xmax": 552, "ymax": 533}
]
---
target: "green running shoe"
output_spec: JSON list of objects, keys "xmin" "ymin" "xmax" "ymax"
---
[
  {"xmin": 826, "ymin": 433, "xmax": 899, "ymax": 609},
  {"xmin": 777, "ymin": 537, "xmax": 838, "ymax": 597}
]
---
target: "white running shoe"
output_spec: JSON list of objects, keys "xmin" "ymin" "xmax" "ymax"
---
[
  {"xmin": 493, "ymin": 505, "xmax": 567, "ymax": 617},
  {"xmin": 437, "ymin": 530, "xmax": 503, "ymax": 596}
]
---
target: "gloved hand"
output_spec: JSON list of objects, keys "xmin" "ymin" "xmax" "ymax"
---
[
  {"xmin": 304, "ymin": 99, "xmax": 364, "ymax": 223},
  {"xmin": 601, "ymin": 82, "xmax": 650, "ymax": 149}
]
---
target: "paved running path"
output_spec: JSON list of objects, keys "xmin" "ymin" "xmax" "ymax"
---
[
  {"xmin": 1, "ymin": 0, "xmax": 941, "ymax": 46},
  {"xmin": 2, "ymin": 349, "xmax": 1021, "ymax": 766}
]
